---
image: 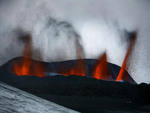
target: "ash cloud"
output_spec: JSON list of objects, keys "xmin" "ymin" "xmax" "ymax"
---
[{"xmin": 0, "ymin": 0, "xmax": 150, "ymax": 83}]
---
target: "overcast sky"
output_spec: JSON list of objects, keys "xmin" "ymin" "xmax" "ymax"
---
[{"xmin": 0, "ymin": 0, "xmax": 150, "ymax": 83}]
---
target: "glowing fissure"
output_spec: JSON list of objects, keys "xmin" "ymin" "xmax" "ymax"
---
[
  {"xmin": 93, "ymin": 52, "xmax": 110, "ymax": 80},
  {"xmin": 116, "ymin": 32, "xmax": 136, "ymax": 81},
  {"xmin": 12, "ymin": 33, "xmax": 136, "ymax": 82},
  {"xmin": 13, "ymin": 34, "xmax": 45, "ymax": 77}
]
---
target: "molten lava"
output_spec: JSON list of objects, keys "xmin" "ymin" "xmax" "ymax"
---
[
  {"xmin": 12, "ymin": 32, "xmax": 136, "ymax": 82},
  {"xmin": 57, "ymin": 59, "xmax": 85, "ymax": 77},
  {"xmin": 69, "ymin": 59, "xmax": 85, "ymax": 76},
  {"xmin": 93, "ymin": 52, "xmax": 110, "ymax": 80},
  {"xmin": 13, "ymin": 34, "xmax": 45, "ymax": 77},
  {"xmin": 70, "ymin": 40, "xmax": 86, "ymax": 76},
  {"xmin": 116, "ymin": 32, "xmax": 137, "ymax": 81},
  {"xmin": 58, "ymin": 42, "xmax": 86, "ymax": 76}
]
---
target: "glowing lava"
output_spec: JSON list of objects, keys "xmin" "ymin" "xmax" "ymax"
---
[
  {"xmin": 12, "ymin": 32, "xmax": 136, "ymax": 82},
  {"xmin": 13, "ymin": 34, "xmax": 45, "ymax": 77},
  {"xmin": 116, "ymin": 32, "xmax": 137, "ymax": 81},
  {"xmin": 93, "ymin": 52, "xmax": 110, "ymax": 80},
  {"xmin": 58, "ymin": 42, "xmax": 86, "ymax": 76},
  {"xmin": 69, "ymin": 59, "xmax": 85, "ymax": 76}
]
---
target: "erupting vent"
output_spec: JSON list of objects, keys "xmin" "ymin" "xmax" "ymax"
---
[
  {"xmin": 93, "ymin": 52, "xmax": 110, "ymax": 80},
  {"xmin": 116, "ymin": 32, "xmax": 136, "ymax": 81},
  {"xmin": 59, "ymin": 59, "xmax": 86, "ymax": 77},
  {"xmin": 13, "ymin": 34, "xmax": 46, "ymax": 77},
  {"xmin": 12, "ymin": 32, "xmax": 136, "ymax": 82}
]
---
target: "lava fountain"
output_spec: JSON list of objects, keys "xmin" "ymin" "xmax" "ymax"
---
[
  {"xmin": 13, "ymin": 34, "xmax": 46, "ymax": 77},
  {"xmin": 93, "ymin": 52, "xmax": 110, "ymax": 80},
  {"xmin": 12, "ymin": 32, "xmax": 136, "ymax": 83},
  {"xmin": 116, "ymin": 32, "xmax": 137, "ymax": 81},
  {"xmin": 58, "ymin": 39, "xmax": 86, "ymax": 76}
]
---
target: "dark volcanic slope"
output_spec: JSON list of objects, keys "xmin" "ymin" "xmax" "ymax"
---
[
  {"xmin": 0, "ymin": 57, "xmax": 135, "ymax": 83},
  {"xmin": 0, "ymin": 57, "xmax": 150, "ymax": 113},
  {"xmin": 0, "ymin": 57, "xmax": 140, "ymax": 100}
]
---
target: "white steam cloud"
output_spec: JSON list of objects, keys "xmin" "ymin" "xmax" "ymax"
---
[{"xmin": 0, "ymin": 0, "xmax": 150, "ymax": 83}]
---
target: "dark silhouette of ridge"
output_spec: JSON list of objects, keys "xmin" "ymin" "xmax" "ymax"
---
[
  {"xmin": 0, "ymin": 57, "xmax": 150, "ymax": 113},
  {"xmin": 0, "ymin": 57, "xmax": 135, "ymax": 83}
]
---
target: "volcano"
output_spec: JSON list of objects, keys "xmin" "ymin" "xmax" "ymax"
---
[
  {"xmin": 0, "ymin": 35, "xmax": 148, "ymax": 113},
  {"xmin": 0, "ymin": 57, "xmax": 135, "ymax": 83},
  {"xmin": 0, "ymin": 57, "xmax": 150, "ymax": 113}
]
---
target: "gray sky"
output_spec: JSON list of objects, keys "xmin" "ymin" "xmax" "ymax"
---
[{"xmin": 0, "ymin": 0, "xmax": 150, "ymax": 83}]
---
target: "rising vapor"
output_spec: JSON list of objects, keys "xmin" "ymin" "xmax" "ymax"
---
[{"xmin": 0, "ymin": 0, "xmax": 150, "ymax": 83}]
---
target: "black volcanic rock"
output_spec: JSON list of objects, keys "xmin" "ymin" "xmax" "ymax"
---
[
  {"xmin": 1, "ymin": 57, "xmax": 150, "ymax": 113},
  {"xmin": 0, "ymin": 57, "xmax": 135, "ymax": 83},
  {"xmin": 0, "ymin": 57, "xmax": 137, "ymax": 98}
]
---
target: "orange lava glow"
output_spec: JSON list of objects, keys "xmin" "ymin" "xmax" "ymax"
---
[
  {"xmin": 116, "ymin": 33, "xmax": 136, "ymax": 81},
  {"xmin": 12, "ymin": 32, "xmax": 136, "ymax": 81},
  {"xmin": 57, "ymin": 60, "xmax": 86, "ymax": 77},
  {"xmin": 70, "ymin": 41, "xmax": 86, "ymax": 76},
  {"xmin": 58, "ymin": 44, "xmax": 86, "ymax": 76},
  {"xmin": 69, "ymin": 59, "xmax": 86, "ymax": 76},
  {"xmin": 13, "ymin": 34, "xmax": 45, "ymax": 77},
  {"xmin": 93, "ymin": 52, "xmax": 110, "ymax": 80}
]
